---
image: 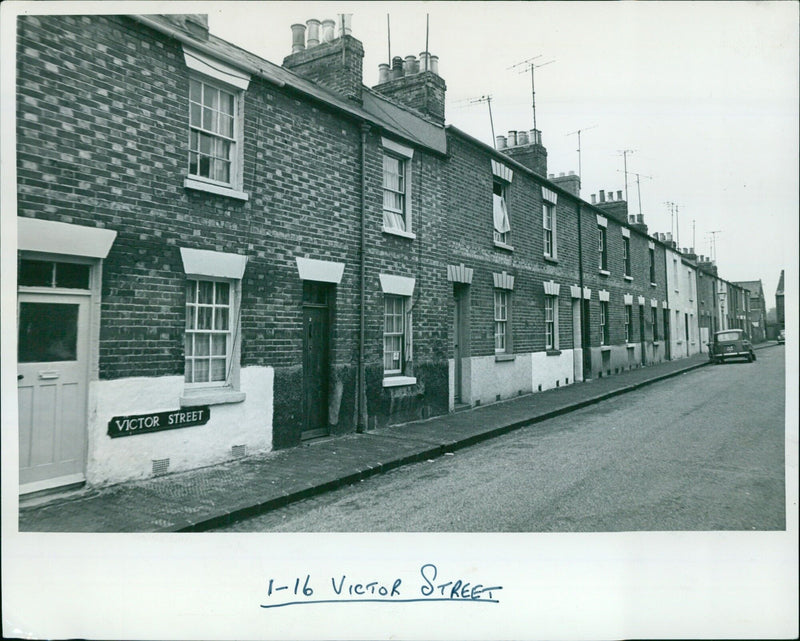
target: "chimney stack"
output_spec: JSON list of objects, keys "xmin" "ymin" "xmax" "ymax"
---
[
  {"xmin": 373, "ymin": 47, "xmax": 447, "ymax": 124},
  {"xmin": 500, "ymin": 126, "xmax": 548, "ymax": 176},
  {"xmin": 551, "ymin": 171, "xmax": 580, "ymax": 197}
]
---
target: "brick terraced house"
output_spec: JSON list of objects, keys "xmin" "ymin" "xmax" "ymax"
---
[{"xmin": 13, "ymin": 12, "xmax": 755, "ymax": 494}]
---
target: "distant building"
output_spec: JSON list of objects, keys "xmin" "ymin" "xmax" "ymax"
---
[
  {"xmin": 733, "ymin": 280, "xmax": 767, "ymax": 342},
  {"xmin": 776, "ymin": 270, "xmax": 785, "ymax": 330}
]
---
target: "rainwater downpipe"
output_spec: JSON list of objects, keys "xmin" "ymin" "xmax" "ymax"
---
[
  {"xmin": 357, "ymin": 123, "xmax": 369, "ymax": 432},
  {"xmin": 577, "ymin": 202, "xmax": 585, "ymax": 380}
]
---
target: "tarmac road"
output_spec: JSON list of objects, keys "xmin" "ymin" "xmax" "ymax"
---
[{"xmin": 216, "ymin": 347, "xmax": 786, "ymax": 532}]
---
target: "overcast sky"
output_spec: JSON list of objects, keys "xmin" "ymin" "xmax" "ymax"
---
[{"xmin": 206, "ymin": 1, "xmax": 798, "ymax": 302}]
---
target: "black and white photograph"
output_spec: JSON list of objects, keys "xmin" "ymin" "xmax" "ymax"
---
[{"xmin": 2, "ymin": 1, "xmax": 797, "ymax": 639}]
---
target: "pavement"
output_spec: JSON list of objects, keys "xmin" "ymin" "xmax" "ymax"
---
[{"xmin": 17, "ymin": 343, "xmax": 780, "ymax": 532}]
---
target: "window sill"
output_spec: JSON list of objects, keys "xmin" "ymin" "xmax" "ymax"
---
[
  {"xmin": 493, "ymin": 241, "xmax": 514, "ymax": 252},
  {"xmin": 600, "ymin": 346, "xmax": 612, "ymax": 352},
  {"xmin": 543, "ymin": 255, "xmax": 558, "ymax": 264},
  {"xmin": 180, "ymin": 388, "xmax": 246, "ymax": 407},
  {"xmin": 598, "ymin": 269, "xmax": 610, "ymax": 277},
  {"xmin": 653, "ymin": 341, "xmax": 660, "ymax": 346},
  {"xmin": 651, "ymin": 282, "xmax": 658, "ymax": 287},
  {"xmin": 382, "ymin": 375, "xmax": 417, "ymax": 388},
  {"xmin": 184, "ymin": 177, "xmax": 249, "ymax": 201},
  {"xmin": 382, "ymin": 226, "xmax": 416, "ymax": 240},
  {"xmin": 626, "ymin": 343, "xmax": 636, "ymax": 349},
  {"xmin": 495, "ymin": 353, "xmax": 515, "ymax": 362},
  {"xmin": 546, "ymin": 349, "xmax": 561, "ymax": 356},
  {"xmin": 624, "ymin": 275, "xmax": 633, "ymax": 281}
]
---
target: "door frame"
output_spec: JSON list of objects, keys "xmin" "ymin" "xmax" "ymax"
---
[
  {"xmin": 301, "ymin": 281, "xmax": 333, "ymax": 440},
  {"xmin": 17, "ymin": 253, "xmax": 103, "ymax": 494},
  {"xmin": 453, "ymin": 284, "xmax": 469, "ymax": 404}
]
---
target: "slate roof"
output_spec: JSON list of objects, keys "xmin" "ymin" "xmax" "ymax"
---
[{"xmin": 131, "ymin": 15, "xmax": 447, "ymax": 156}]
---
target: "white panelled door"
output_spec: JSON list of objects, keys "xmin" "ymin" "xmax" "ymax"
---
[{"xmin": 17, "ymin": 292, "xmax": 89, "ymax": 490}]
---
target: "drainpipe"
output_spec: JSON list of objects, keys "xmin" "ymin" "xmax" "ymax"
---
[
  {"xmin": 577, "ymin": 202, "xmax": 585, "ymax": 380},
  {"xmin": 357, "ymin": 123, "xmax": 370, "ymax": 432}
]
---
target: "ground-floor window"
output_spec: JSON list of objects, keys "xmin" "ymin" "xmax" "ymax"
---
[
  {"xmin": 185, "ymin": 279, "xmax": 232, "ymax": 384},
  {"xmin": 545, "ymin": 294, "xmax": 558, "ymax": 350},
  {"xmin": 494, "ymin": 289, "xmax": 509, "ymax": 352},
  {"xmin": 600, "ymin": 301, "xmax": 609, "ymax": 345},
  {"xmin": 383, "ymin": 295, "xmax": 406, "ymax": 375}
]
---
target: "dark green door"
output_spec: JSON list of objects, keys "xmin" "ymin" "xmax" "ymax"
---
[{"xmin": 302, "ymin": 284, "xmax": 330, "ymax": 440}]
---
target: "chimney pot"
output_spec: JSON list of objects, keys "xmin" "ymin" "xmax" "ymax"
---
[
  {"xmin": 404, "ymin": 55, "xmax": 417, "ymax": 74},
  {"xmin": 568, "ymin": 170, "xmax": 575, "ymax": 175},
  {"xmin": 391, "ymin": 56, "xmax": 404, "ymax": 79},
  {"xmin": 559, "ymin": 172, "xmax": 565, "ymax": 177},
  {"xmin": 430, "ymin": 55, "xmax": 439, "ymax": 75},
  {"xmin": 378, "ymin": 63, "xmax": 390, "ymax": 84},
  {"xmin": 419, "ymin": 51, "xmax": 431, "ymax": 72},
  {"xmin": 617, "ymin": 190, "xmax": 623, "ymax": 200},
  {"xmin": 306, "ymin": 19, "xmax": 321, "ymax": 47},
  {"xmin": 496, "ymin": 135, "xmax": 507, "ymax": 150},
  {"xmin": 517, "ymin": 130, "xmax": 529, "ymax": 146},
  {"xmin": 548, "ymin": 173, "xmax": 555, "ymax": 179},
  {"xmin": 530, "ymin": 129, "xmax": 540, "ymax": 145},
  {"xmin": 507, "ymin": 130, "xmax": 517, "ymax": 146},
  {"xmin": 599, "ymin": 190, "xmax": 606, "ymax": 202},
  {"xmin": 321, "ymin": 19, "xmax": 335, "ymax": 42},
  {"xmin": 591, "ymin": 194, "xmax": 597, "ymax": 204},
  {"xmin": 290, "ymin": 23, "xmax": 307, "ymax": 53},
  {"xmin": 338, "ymin": 14, "xmax": 353, "ymax": 37}
]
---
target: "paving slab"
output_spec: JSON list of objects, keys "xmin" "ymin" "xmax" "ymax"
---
[{"xmin": 18, "ymin": 345, "xmax": 777, "ymax": 533}]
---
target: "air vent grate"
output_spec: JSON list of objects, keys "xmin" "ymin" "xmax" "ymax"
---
[
  {"xmin": 231, "ymin": 444, "xmax": 247, "ymax": 458},
  {"xmin": 152, "ymin": 458, "xmax": 170, "ymax": 476}
]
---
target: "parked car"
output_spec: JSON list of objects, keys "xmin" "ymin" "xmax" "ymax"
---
[
  {"xmin": 709, "ymin": 329, "xmax": 756, "ymax": 363},
  {"xmin": 777, "ymin": 329, "xmax": 785, "ymax": 344}
]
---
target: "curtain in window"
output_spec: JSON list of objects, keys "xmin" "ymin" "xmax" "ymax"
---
[
  {"xmin": 493, "ymin": 194, "xmax": 510, "ymax": 234},
  {"xmin": 383, "ymin": 155, "xmax": 406, "ymax": 231}
]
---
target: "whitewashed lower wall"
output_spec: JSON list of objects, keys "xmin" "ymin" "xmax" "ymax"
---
[
  {"xmin": 86, "ymin": 366, "xmax": 273, "ymax": 485},
  {"xmin": 466, "ymin": 352, "xmax": 533, "ymax": 406},
  {"xmin": 531, "ymin": 349, "xmax": 575, "ymax": 392}
]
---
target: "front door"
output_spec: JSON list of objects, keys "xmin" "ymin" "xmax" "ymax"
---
[
  {"xmin": 663, "ymin": 309, "xmax": 671, "ymax": 360},
  {"xmin": 581, "ymin": 299, "xmax": 592, "ymax": 376},
  {"xmin": 453, "ymin": 284, "xmax": 468, "ymax": 404},
  {"xmin": 18, "ymin": 292, "xmax": 89, "ymax": 490},
  {"xmin": 302, "ymin": 282, "xmax": 330, "ymax": 440},
  {"xmin": 639, "ymin": 305, "xmax": 646, "ymax": 365}
]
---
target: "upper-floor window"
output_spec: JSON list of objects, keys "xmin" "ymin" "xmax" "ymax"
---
[
  {"xmin": 383, "ymin": 153, "xmax": 407, "ymax": 230},
  {"xmin": 380, "ymin": 138, "xmax": 415, "ymax": 237},
  {"xmin": 493, "ymin": 181, "xmax": 511, "ymax": 246},
  {"xmin": 623, "ymin": 236, "xmax": 631, "ymax": 277},
  {"xmin": 182, "ymin": 47, "xmax": 250, "ymax": 201},
  {"xmin": 598, "ymin": 226, "xmax": 608, "ymax": 271},
  {"xmin": 688, "ymin": 269, "xmax": 693, "ymax": 300},
  {"xmin": 543, "ymin": 202, "xmax": 555, "ymax": 257},
  {"xmin": 189, "ymin": 78, "xmax": 237, "ymax": 186},
  {"xmin": 673, "ymin": 258, "xmax": 679, "ymax": 289},
  {"xmin": 649, "ymin": 247, "xmax": 656, "ymax": 283}
]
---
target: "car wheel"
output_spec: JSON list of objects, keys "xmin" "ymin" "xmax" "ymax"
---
[{"xmin": 751, "ymin": 352, "xmax": 756, "ymax": 361}]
